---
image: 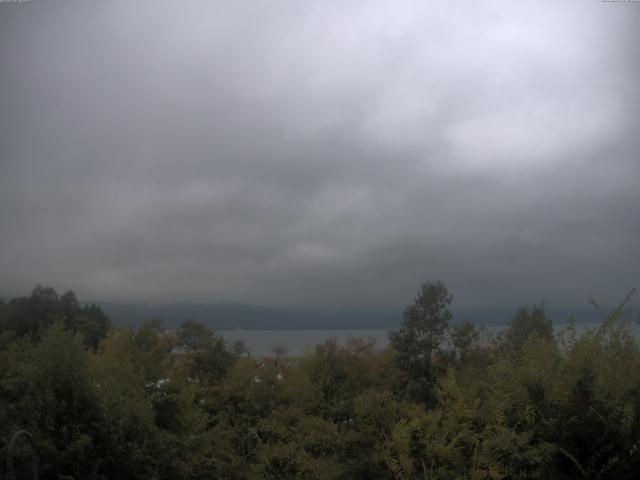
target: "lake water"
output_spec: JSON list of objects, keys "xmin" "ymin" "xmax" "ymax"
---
[{"xmin": 220, "ymin": 322, "xmax": 640, "ymax": 358}]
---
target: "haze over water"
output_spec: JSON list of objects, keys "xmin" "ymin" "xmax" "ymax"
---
[{"xmin": 220, "ymin": 322, "xmax": 640, "ymax": 357}]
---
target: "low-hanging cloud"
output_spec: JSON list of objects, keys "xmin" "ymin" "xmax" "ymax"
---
[{"xmin": 1, "ymin": 0, "xmax": 639, "ymax": 311}]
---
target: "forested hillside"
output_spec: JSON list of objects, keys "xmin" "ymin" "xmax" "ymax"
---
[{"xmin": 1, "ymin": 283, "xmax": 639, "ymax": 479}]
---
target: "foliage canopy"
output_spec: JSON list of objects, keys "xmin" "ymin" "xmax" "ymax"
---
[{"xmin": 0, "ymin": 284, "xmax": 639, "ymax": 479}]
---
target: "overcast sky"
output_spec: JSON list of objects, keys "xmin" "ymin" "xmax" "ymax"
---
[{"xmin": 1, "ymin": 0, "xmax": 639, "ymax": 311}]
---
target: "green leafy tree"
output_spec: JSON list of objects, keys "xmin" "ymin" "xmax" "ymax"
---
[
  {"xmin": 176, "ymin": 319, "xmax": 235, "ymax": 385},
  {"xmin": 252, "ymin": 406, "xmax": 344, "ymax": 479},
  {"xmin": 91, "ymin": 327, "xmax": 161, "ymax": 479},
  {"xmin": 1, "ymin": 283, "xmax": 639, "ymax": 479},
  {"xmin": 3, "ymin": 323, "xmax": 103, "ymax": 479},
  {"xmin": 503, "ymin": 303, "xmax": 553, "ymax": 352},
  {"xmin": 176, "ymin": 319, "xmax": 215, "ymax": 351},
  {"xmin": 0, "ymin": 286, "xmax": 110, "ymax": 347},
  {"xmin": 232, "ymin": 339, "xmax": 250, "ymax": 357},
  {"xmin": 389, "ymin": 280, "xmax": 453, "ymax": 404},
  {"xmin": 300, "ymin": 337, "xmax": 380, "ymax": 422},
  {"xmin": 450, "ymin": 321, "xmax": 481, "ymax": 362}
]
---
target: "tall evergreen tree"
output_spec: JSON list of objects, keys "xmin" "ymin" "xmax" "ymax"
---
[{"xmin": 389, "ymin": 280, "xmax": 453, "ymax": 405}]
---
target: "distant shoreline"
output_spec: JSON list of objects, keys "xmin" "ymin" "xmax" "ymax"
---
[{"xmin": 217, "ymin": 322, "xmax": 639, "ymax": 358}]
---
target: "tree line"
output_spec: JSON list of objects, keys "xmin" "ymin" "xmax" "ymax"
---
[{"xmin": 0, "ymin": 282, "xmax": 638, "ymax": 479}]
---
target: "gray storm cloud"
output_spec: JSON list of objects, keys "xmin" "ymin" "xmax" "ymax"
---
[{"xmin": 1, "ymin": 0, "xmax": 638, "ymax": 310}]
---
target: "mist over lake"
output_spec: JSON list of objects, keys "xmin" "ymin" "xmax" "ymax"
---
[{"xmin": 220, "ymin": 322, "xmax": 640, "ymax": 357}]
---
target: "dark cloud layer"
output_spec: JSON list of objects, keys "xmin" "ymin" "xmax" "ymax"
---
[{"xmin": 1, "ymin": 0, "xmax": 639, "ymax": 311}]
